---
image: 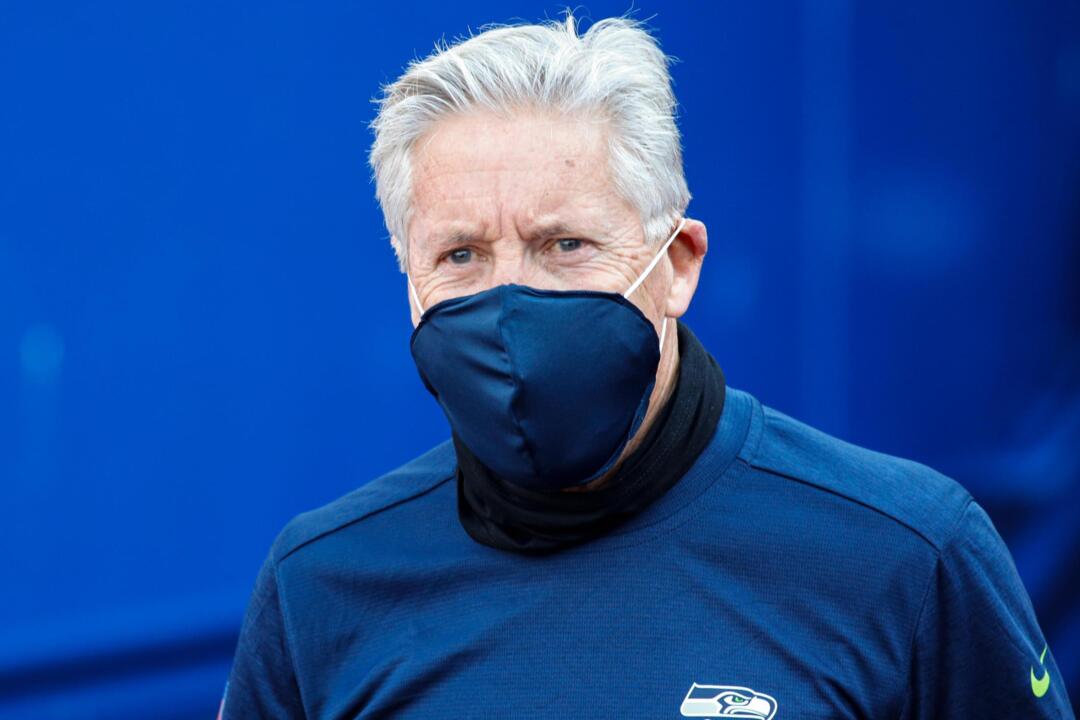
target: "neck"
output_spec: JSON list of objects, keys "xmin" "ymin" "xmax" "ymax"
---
[{"xmin": 561, "ymin": 319, "xmax": 681, "ymax": 493}]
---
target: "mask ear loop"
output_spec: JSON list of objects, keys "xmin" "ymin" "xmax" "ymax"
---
[
  {"xmin": 657, "ymin": 313, "xmax": 669, "ymax": 352},
  {"xmin": 401, "ymin": 235, "xmax": 425, "ymax": 317},
  {"xmin": 407, "ymin": 274, "xmax": 425, "ymax": 316},
  {"xmin": 622, "ymin": 217, "xmax": 687, "ymax": 352},
  {"xmin": 403, "ymin": 238, "xmax": 427, "ymax": 317}
]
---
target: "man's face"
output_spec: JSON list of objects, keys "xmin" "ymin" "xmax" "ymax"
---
[{"xmin": 404, "ymin": 108, "xmax": 670, "ymax": 335}]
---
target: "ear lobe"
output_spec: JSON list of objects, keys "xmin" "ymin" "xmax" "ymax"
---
[{"xmin": 665, "ymin": 218, "xmax": 708, "ymax": 319}]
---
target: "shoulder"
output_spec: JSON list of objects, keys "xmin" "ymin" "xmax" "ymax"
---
[
  {"xmin": 268, "ymin": 439, "xmax": 458, "ymax": 563},
  {"xmin": 741, "ymin": 398, "xmax": 974, "ymax": 551}
]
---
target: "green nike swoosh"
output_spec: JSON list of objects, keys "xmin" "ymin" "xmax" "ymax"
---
[{"xmin": 1030, "ymin": 644, "xmax": 1050, "ymax": 698}]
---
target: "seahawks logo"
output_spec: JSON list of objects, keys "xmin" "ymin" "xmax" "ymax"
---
[{"xmin": 680, "ymin": 683, "xmax": 778, "ymax": 718}]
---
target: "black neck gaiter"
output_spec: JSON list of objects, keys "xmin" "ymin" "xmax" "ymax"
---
[{"xmin": 454, "ymin": 320, "xmax": 726, "ymax": 555}]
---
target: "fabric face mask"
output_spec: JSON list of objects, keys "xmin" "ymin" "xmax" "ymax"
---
[{"xmin": 407, "ymin": 218, "xmax": 686, "ymax": 491}]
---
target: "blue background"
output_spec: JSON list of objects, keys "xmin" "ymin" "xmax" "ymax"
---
[{"xmin": 2, "ymin": 2, "xmax": 1078, "ymax": 717}]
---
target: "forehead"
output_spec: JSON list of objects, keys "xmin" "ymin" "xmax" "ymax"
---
[{"xmin": 407, "ymin": 109, "xmax": 632, "ymax": 239}]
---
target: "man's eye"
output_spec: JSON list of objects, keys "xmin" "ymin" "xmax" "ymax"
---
[
  {"xmin": 447, "ymin": 248, "xmax": 473, "ymax": 265},
  {"xmin": 556, "ymin": 238, "xmax": 583, "ymax": 252}
]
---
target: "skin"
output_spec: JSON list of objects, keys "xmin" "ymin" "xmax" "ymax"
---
[{"xmin": 399, "ymin": 107, "xmax": 709, "ymax": 491}]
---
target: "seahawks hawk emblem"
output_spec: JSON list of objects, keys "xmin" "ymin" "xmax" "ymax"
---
[{"xmin": 680, "ymin": 683, "xmax": 778, "ymax": 718}]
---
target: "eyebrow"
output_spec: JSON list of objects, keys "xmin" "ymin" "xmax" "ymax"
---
[
  {"xmin": 528, "ymin": 221, "xmax": 576, "ymax": 240},
  {"xmin": 424, "ymin": 229, "xmax": 483, "ymax": 256},
  {"xmin": 442, "ymin": 229, "xmax": 481, "ymax": 247},
  {"xmin": 432, "ymin": 221, "xmax": 585, "ymax": 252}
]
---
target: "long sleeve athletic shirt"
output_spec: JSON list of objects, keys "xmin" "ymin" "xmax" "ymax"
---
[{"xmin": 222, "ymin": 325, "xmax": 1075, "ymax": 719}]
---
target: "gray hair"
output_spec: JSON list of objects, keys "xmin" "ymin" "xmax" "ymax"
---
[{"xmin": 367, "ymin": 12, "xmax": 691, "ymax": 272}]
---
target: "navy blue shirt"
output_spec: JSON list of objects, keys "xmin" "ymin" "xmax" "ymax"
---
[{"xmin": 223, "ymin": 386, "xmax": 1075, "ymax": 719}]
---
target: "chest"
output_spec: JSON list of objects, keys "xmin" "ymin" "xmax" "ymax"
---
[{"xmin": 288, "ymin": 550, "xmax": 914, "ymax": 720}]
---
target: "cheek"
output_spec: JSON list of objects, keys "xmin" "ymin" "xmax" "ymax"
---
[
  {"xmin": 540, "ymin": 265, "xmax": 619, "ymax": 293},
  {"xmin": 538, "ymin": 247, "xmax": 640, "ymax": 292},
  {"xmin": 412, "ymin": 264, "xmax": 486, "ymax": 307},
  {"xmin": 429, "ymin": 275, "xmax": 488, "ymax": 305}
]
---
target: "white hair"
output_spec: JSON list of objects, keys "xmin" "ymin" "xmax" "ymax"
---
[{"xmin": 367, "ymin": 11, "xmax": 691, "ymax": 272}]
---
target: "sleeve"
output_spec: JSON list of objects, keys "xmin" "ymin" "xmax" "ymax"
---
[
  {"xmin": 221, "ymin": 553, "xmax": 307, "ymax": 719},
  {"xmin": 900, "ymin": 498, "xmax": 1076, "ymax": 719}
]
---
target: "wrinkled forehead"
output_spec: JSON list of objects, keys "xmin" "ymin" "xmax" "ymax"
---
[
  {"xmin": 411, "ymin": 108, "xmax": 611, "ymax": 180},
  {"xmin": 406, "ymin": 109, "xmax": 638, "ymax": 248}
]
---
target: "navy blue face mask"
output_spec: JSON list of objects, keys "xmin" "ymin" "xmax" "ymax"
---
[{"xmin": 407, "ymin": 219, "xmax": 686, "ymax": 491}]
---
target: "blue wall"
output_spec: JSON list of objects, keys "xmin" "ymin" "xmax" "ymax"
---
[{"xmin": 2, "ymin": 2, "xmax": 1078, "ymax": 717}]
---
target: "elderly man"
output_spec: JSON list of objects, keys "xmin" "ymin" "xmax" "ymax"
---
[{"xmin": 221, "ymin": 14, "xmax": 1074, "ymax": 720}]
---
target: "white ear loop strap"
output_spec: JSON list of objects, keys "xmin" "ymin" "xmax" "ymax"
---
[
  {"xmin": 407, "ymin": 274, "xmax": 425, "ymax": 315},
  {"xmin": 622, "ymin": 217, "xmax": 687, "ymax": 300},
  {"xmin": 623, "ymin": 217, "xmax": 686, "ymax": 353}
]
